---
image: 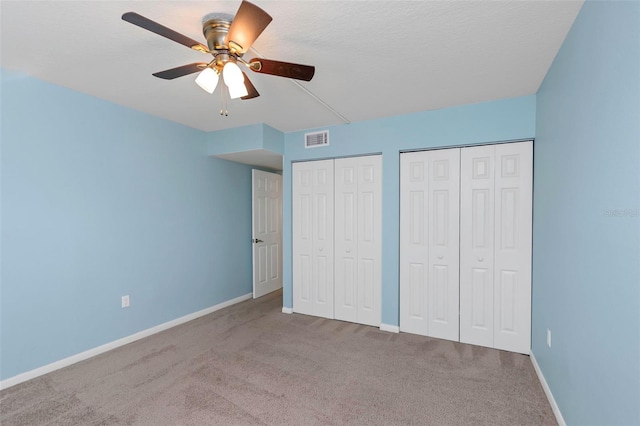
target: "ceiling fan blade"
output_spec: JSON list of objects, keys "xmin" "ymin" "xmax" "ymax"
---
[
  {"xmin": 152, "ymin": 63, "xmax": 208, "ymax": 80},
  {"xmin": 224, "ymin": 1, "xmax": 272, "ymax": 54},
  {"xmin": 249, "ymin": 58, "xmax": 315, "ymax": 81},
  {"xmin": 241, "ymin": 72, "xmax": 260, "ymax": 100},
  {"xmin": 122, "ymin": 12, "xmax": 209, "ymax": 53}
]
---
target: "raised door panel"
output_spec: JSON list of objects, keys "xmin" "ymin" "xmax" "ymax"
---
[
  {"xmin": 493, "ymin": 141, "xmax": 532, "ymax": 354},
  {"xmin": 334, "ymin": 158, "xmax": 358, "ymax": 323},
  {"xmin": 254, "ymin": 173, "xmax": 268, "ymax": 289},
  {"xmin": 312, "ymin": 160, "xmax": 335, "ymax": 319},
  {"xmin": 292, "ymin": 162, "xmax": 315, "ymax": 315},
  {"xmin": 267, "ymin": 175, "xmax": 283, "ymax": 290},
  {"xmin": 400, "ymin": 151, "xmax": 430, "ymax": 335},
  {"xmin": 253, "ymin": 170, "xmax": 283, "ymax": 299},
  {"xmin": 335, "ymin": 155, "xmax": 382, "ymax": 327},
  {"xmin": 427, "ymin": 149, "xmax": 460, "ymax": 341},
  {"xmin": 356, "ymin": 155, "xmax": 382, "ymax": 327},
  {"xmin": 460, "ymin": 145, "xmax": 495, "ymax": 348}
]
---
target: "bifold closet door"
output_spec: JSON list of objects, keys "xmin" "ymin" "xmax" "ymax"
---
[
  {"xmin": 400, "ymin": 149, "xmax": 460, "ymax": 341},
  {"xmin": 334, "ymin": 155, "xmax": 382, "ymax": 327},
  {"xmin": 292, "ymin": 160, "xmax": 334, "ymax": 319},
  {"xmin": 460, "ymin": 141, "xmax": 532, "ymax": 354}
]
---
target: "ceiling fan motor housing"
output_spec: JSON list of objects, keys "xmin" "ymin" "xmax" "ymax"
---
[{"xmin": 202, "ymin": 13, "xmax": 234, "ymax": 52}]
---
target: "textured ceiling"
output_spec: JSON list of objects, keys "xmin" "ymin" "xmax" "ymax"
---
[{"xmin": 0, "ymin": 1, "xmax": 583, "ymax": 133}]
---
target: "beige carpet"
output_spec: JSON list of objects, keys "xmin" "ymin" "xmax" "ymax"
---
[{"xmin": 0, "ymin": 290, "xmax": 555, "ymax": 425}]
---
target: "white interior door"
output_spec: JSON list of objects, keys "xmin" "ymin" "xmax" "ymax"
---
[
  {"xmin": 400, "ymin": 142, "xmax": 532, "ymax": 353},
  {"xmin": 493, "ymin": 141, "xmax": 532, "ymax": 354},
  {"xmin": 356, "ymin": 155, "xmax": 382, "ymax": 327},
  {"xmin": 335, "ymin": 155, "xmax": 382, "ymax": 326},
  {"xmin": 334, "ymin": 158, "xmax": 358, "ymax": 323},
  {"xmin": 426, "ymin": 148, "xmax": 460, "ymax": 341},
  {"xmin": 292, "ymin": 162, "xmax": 314, "ymax": 315},
  {"xmin": 400, "ymin": 150, "xmax": 459, "ymax": 340},
  {"xmin": 292, "ymin": 160, "xmax": 334, "ymax": 318},
  {"xmin": 460, "ymin": 141, "xmax": 533, "ymax": 354},
  {"xmin": 460, "ymin": 145, "xmax": 496, "ymax": 348},
  {"xmin": 252, "ymin": 170, "xmax": 283, "ymax": 299},
  {"xmin": 400, "ymin": 151, "xmax": 430, "ymax": 335}
]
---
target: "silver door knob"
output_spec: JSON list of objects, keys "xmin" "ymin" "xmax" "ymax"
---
[
  {"xmin": 346, "ymin": 248, "xmax": 351, "ymax": 253},
  {"xmin": 437, "ymin": 255, "xmax": 443, "ymax": 260},
  {"xmin": 478, "ymin": 257, "xmax": 484, "ymax": 262},
  {"xmin": 318, "ymin": 247, "xmax": 323, "ymax": 252},
  {"xmin": 253, "ymin": 238, "xmax": 263, "ymax": 243}
]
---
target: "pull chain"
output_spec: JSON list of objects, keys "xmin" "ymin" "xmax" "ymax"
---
[{"xmin": 219, "ymin": 84, "xmax": 229, "ymax": 116}]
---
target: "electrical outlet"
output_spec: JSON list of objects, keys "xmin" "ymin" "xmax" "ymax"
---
[
  {"xmin": 121, "ymin": 295, "xmax": 130, "ymax": 308},
  {"xmin": 547, "ymin": 329, "xmax": 551, "ymax": 348}
]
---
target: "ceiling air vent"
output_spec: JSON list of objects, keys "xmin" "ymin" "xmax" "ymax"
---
[{"xmin": 304, "ymin": 130, "xmax": 329, "ymax": 148}]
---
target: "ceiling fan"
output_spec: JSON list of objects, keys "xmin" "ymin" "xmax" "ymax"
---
[{"xmin": 122, "ymin": 1, "xmax": 315, "ymax": 110}]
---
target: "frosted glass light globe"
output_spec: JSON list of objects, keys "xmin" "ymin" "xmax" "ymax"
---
[
  {"xmin": 195, "ymin": 68, "xmax": 219, "ymax": 94},
  {"xmin": 222, "ymin": 62, "xmax": 244, "ymax": 87}
]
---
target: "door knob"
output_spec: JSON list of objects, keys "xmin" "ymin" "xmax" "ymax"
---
[
  {"xmin": 478, "ymin": 257, "xmax": 484, "ymax": 262},
  {"xmin": 319, "ymin": 247, "xmax": 324, "ymax": 252},
  {"xmin": 346, "ymin": 248, "xmax": 351, "ymax": 253},
  {"xmin": 437, "ymin": 255, "xmax": 443, "ymax": 260},
  {"xmin": 253, "ymin": 238, "xmax": 263, "ymax": 243}
]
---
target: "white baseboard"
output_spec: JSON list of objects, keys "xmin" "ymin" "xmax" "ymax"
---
[
  {"xmin": 530, "ymin": 351, "xmax": 566, "ymax": 426},
  {"xmin": 380, "ymin": 323, "xmax": 400, "ymax": 333},
  {"xmin": 0, "ymin": 292, "xmax": 252, "ymax": 390},
  {"xmin": 281, "ymin": 307, "xmax": 293, "ymax": 314}
]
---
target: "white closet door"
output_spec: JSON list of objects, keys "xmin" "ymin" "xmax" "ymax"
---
[
  {"xmin": 311, "ymin": 160, "xmax": 335, "ymax": 319},
  {"xmin": 460, "ymin": 142, "xmax": 533, "ymax": 354},
  {"xmin": 334, "ymin": 158, "xmax": 358, "ymax": 323},
  {"xmin": 400, "ymin": 151, "xmax": 430, "ymax": 335},
  {"xmin": 493, "ymin": 141, "xmax": 532, "ymax": 354},
  {"xmin": 293, "ymin": 160, "xmax": 334, "ymax": 318},
  {"xmin": 400, "ymin": 149, "xmax": 459, "ymax": 340},
  {"xmin": 293, "ymin": 161, "xmax": 314, "ymax": 316},
  {"xmin": 460, "ymin": 145, "xmax": 496, "ymax": 348},
  {"xmin": 427, "ymin": 149, "xmax": 460, "ymax": 341},
  {"xmin": 356, "ymin": 155, "xmax": 382, "ymax": 326},
  {"xmin": 335, "ymin": 155, "xmax": 382, "ymax": 326}
]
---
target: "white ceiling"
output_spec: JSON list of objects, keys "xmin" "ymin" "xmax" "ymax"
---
[{"xmin": 0, "ymin": 1, "xmax": 583, "ymax": 133}]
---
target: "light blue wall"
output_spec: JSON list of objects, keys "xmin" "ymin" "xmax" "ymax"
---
[
  {"xmin": 0, "ymin": 70, "xmax": 255, "ymax": 380},
  {"xmin": 206, "ymin": 123, "xmax": 264, "ymax": 155},
  {"xmin": 262, "ymin": 124, "xmax": 285, "ymax": 155},
  {"xmin": 533, "ymin": 1, "xmax": 640, "ymax": 425},
  {"xmin": 282, "ymin": 96, "xmax": 536, "ymax": 325},
  {"xmin": 206, "ymin": 123, "xmax": 284, "ymax": 156}
]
